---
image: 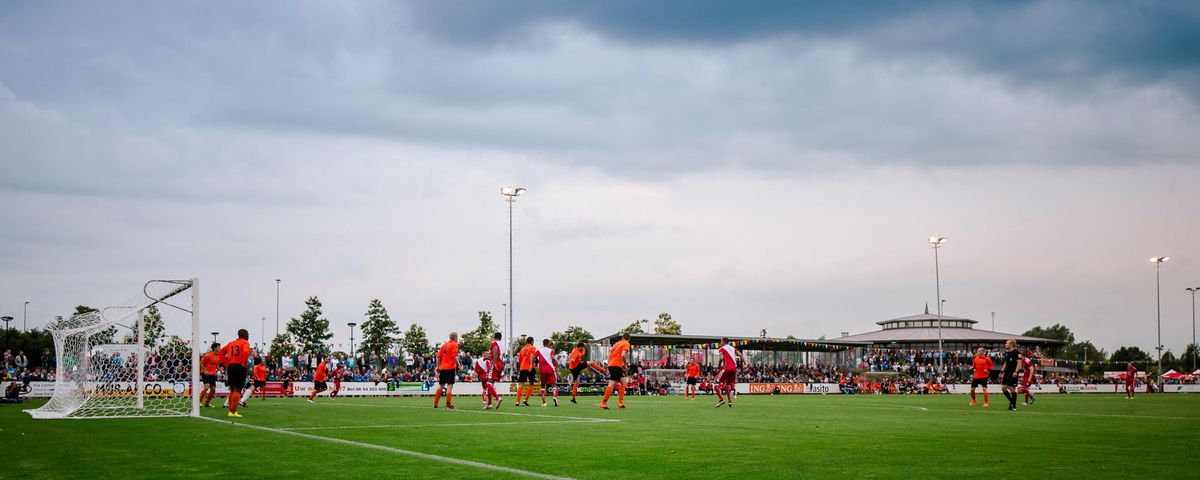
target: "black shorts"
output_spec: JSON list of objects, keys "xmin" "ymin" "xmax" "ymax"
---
[
  {"xmin": 1001, "ymin": 375, "xmax": 1017, "ymax": 387},
  {"xmin": 686, "ymin": 377, "xmax": 698, "ymax": 385},
  {"xmin": 608, "ymin": 366, "xmax": 625, "ymax": 382},
  {"xmin": 314, "ymin": 380, "xmax": 328, "ymax": 390},
  {"xmin": 226, "ymin": 364, "xmax": 247, "ymax": 390},
  {"xmin": 970, "ymin": 378, "xmax": 988, "ymax": 388},
  {"xmin": 518, "ymin": 369, "xmax": 536, "ymax": 383},
  {"xmin": 201, "ymin": 373, "xmax": 217, "ymax": 387},
  {"xmin": 253, "ymin": 380, "xmax": 267, "ymax": 388},
  {"xmin": 438, "ymin": 369, "xmax": 456, "ymax": 385},
  {"xmin": 569, "ymin": 365, "xmax": 585, "ymax": 378}
]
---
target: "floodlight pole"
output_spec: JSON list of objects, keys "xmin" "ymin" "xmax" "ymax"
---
[
  {"xmin": 275, "ymin": 279, "xmax": 281, "ymax": 338},
  {"xmin": 501, "ymin": 186, "xmax": 526, "ymax": 374},
  {"xmin": 1150, "ymin": 256, "xmax": 1169, "ymax": 377},
  {"xmin": 348, "ymin": 322, "xmax": 357, "ymax": 360},
  {"xmin": 1187, "ymin": 287, "xmax": 1198, "ymax": 372},
  {"xmin": 930, "ymin": 236, "xmax": 948, "ymax": 374},
  {"xmin": 24, "ymin": 301, "xmax": 29, "ymax": 332}
]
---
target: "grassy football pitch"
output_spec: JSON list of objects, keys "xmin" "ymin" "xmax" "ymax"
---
[{"xmin": 3, "ymin": 394, "xmax": 1198, "ymax": 479}]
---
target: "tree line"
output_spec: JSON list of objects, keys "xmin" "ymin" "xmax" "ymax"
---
[{"xmin": 1023, "ymin": 323, "xmax": 1199, "ymax": 375}]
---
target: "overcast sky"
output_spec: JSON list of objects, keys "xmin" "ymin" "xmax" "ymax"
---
[{"xmin": 1, "ymin": 1, "xmax": 1198, "ymax": 356}]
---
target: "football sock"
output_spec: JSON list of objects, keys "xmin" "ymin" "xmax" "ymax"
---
[
  {"xmin": 617, "ymin": 384, "xmax": 625, "ymax": 404},
  {"xmin": 433, "ymin": 388, "xmax": 442, "ymax": 407},
  {"xmin": 572, "ymin": 383, "xmax": 578, "ymax": 399},
  {"xmin": 715, "ymin": 386, "xmax": 724, "ymax": 401},
  {"xmin": 229, "ymin": 392, "xmax": 241, "ymax": 413},
  {"xmin": 602, "ymin": 386, "xmax": 613, "ymax": 405},
  {"xmin": 983, "ymin": 392, "xmax": 989, "ymax": 404},
  {"xmin": 969, "ymin": 391, "xmax": 976, "ymax": 402},
  {"xmin": 446, "ymin": 391, "xmax": 452, "ymax": 406}
]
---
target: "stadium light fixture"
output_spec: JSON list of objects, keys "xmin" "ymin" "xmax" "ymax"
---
[
  {"xmin": 501, "ymin": 186, "xmax": 526, "ymax": 376},
  {"xmin": 1188, "ymin": 287, "xmax": 1199, "ymax": 372},
  {"xmin": 211, "ymin": 331, "xmax": 219, "ymax": 343},
  {"xmin": 1, "ymin": 316, "xmax": 12, "ymax": 346},
  {"xmin": 1151, "ymin": 256, "xmax": 1169, "ymax": 377},
  {"xmin": 348, "ymin": 322, "xmax": 358, "ymax": 360},
  {"xmin": 929, "ymin": 235, "xmax": 948, "ymax": 374}
]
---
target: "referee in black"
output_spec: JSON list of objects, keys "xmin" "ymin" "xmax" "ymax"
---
[{"xmin": 999, "ymin": 339, "xmax": 1025, "ymax": 411}]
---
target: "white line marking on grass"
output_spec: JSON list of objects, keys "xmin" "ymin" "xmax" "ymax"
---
[
  {"xmin": 847, "ymin": 404, "xmax": 929, "ymax": 411},
  {"xmin": 325, "ymin": 402, "xmax": 619, "ymax": 423},
  {"xmin": 279, "ymin": 419, "xmax": 611, "ymax": 431},
  {"xmin": 842, "ymin": 403, "xmax": 1196, "ymax": 421},
  {"xmin": 197, "ymin": 416, "xmax": 574, "ymax": 480}
]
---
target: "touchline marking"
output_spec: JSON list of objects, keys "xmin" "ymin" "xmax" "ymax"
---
[
  {"xmin": 840, "ymin": 403, "xmax": 1196, "ymax": 421},
  {"xmin": 197, "ymin": 416, "xmax": 574, "ymax": 480},
  {"xmin": 279, "ymin": 419, "xmax": 612, "ymax": 431}
]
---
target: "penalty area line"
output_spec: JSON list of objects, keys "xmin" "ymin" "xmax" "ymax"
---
[
  {"xmin": 326, "ymin": 402, "xmax": 620, "ymax": 423},
  {"xmin": 197, "ymin": 416, "xmax": 574, "ymax": 480}
]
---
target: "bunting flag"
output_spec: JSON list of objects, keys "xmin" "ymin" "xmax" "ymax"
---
[{"xmin": 632, "ymin": 338, "xmax": 853, "ymax": 353}]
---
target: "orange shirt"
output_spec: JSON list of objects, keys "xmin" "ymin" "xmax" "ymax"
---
[
  {"xmin": 253, "ymin": 364, "xmax": 267, "ymax": 382},
  {"xmin": 219, "ymin": 338, "xmax": 251, "ymax": 367},
  {"xmin": 686, "ymin": 363, "xmax": 700, "ymax": 378},
  {"xmin": 313, "ymin": 361, "xmax": 328, "ymax": 382},
  {"xmin": 972, "ymin": 356, "xmax": 994, "ymax": 379},
  {"xmin": 200, "ymin": 352, "xmax": 220, "ymax": 375},
  {"xmin": 608, "ymin": 339, "xmax": 630, "ymax": 367},
  {"xmin": 438, "ymin": 341, "xmax": 459, "ymax": 370},
  {"xmin": 519, "ymin": 344, "xmax": 537, "ymax": 371},
  {"xmin": 568, "ymin": 347, "xmax": 585, "ymax": 369}
]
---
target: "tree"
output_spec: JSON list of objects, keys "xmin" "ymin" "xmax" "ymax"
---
[
  {"xmin": 359, "ymin": 299, "xmax": 399, "ymax": 361},
  {"xmin": 461, "ymin": 311, "xmax": 499, "ymax": 356},
  {"xmin": 619, "ymin": 319, "xmax": 648, "ymax": 335},
  {"xmin": 1161, "ymin": 350, "xmax": 1178, "ymax": 369},
  {"xmin": 652, "ymin": 312, "xmax": 682, "ymax": 335},
  {"xmin": 1022, "ymin": 324, "xmax": 1075, "ymax": 345},
  {"xmin": 1060, "ymin": 340, "xmax": 1106, "ymax": 362},
  {"xmin": 400, "ymin": 323, "xmax": 431, "ymax": 357},
  {"xmin": 124, "ymin": 306, "xmax": 166, "ymax": 348},
  {"xmin": 269, "ymin": 333, "xmax": 295, "ymax": 358},
  {"xmin": 549, "ymin": 326, "xmax": 594, "ymax": 353},
  {"xmin": 1110, "ymin": 346, "xmax": 1152, "ymax": 363},
  {"xmin": 1182, "ymin": 343, "xmax": 1199, "ymax": 372},
  {"xmin": 71, "ymin": 305, "xmax": 117, "ymax": 345},
  {"xmin": 286, "ymin": 296, "xmax": 332, "ymax": 355}
]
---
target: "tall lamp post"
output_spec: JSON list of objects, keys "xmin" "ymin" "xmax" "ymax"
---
[
  {"xmin": 261, "ymin": 317, "xmax": 266, "ymax": 351},
  {"xmin": 501, "ymin": 186, "xmax": 526, "ymax": 361},
  {"xmin": 1, "ymin": 316, "xmax": 12, "ymax": 347},
  {"xmin": 23, "ymin": 301, "xmax": 29, "ymax": 331},
  {"xmin": 1150, "ymin": 256, "xmax": 1169, "ymax": 377},
  {"xmin": 348, "ymin": 322, "xmax": 358, "ymax": 361},
  {"xmin": 929, "ymin": 236, "xmax": 948, "ymax": 373},
  {"xmin": 275, "ymin": 279, "xmax": 281, "ymax": 338},
  {"xmin": 1187, "ymin": 286, "xmax": 1199, "ymax": 372}
]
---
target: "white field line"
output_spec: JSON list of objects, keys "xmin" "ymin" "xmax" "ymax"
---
[
  {"xmin": 323, "ymin": 402, "xmax": 619, "ymax": 423},
  {"xmin": 197, "ymin": 416, "xmax": 574, "ymax": 480},
  {"xmin": 279, "ymin": 419, "xmax": 610, "ymax": 431},
  {"xmin": 841, "ymin": 403, "xmax": 1197, "ymax": 420}
]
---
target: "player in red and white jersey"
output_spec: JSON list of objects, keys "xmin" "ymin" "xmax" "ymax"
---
[
  {"xmin": 329, "ymin": 366, "xmax": 345, "ymax": 399},
  {"xmin": 1125, "ymin": 362, "xmax": 1138, "ymax": 399},
  {"xmin": 487, "ymin": 332, "xmax": 504, "ymax": 409},
  {"xmin": 714, "ymin": 337, "xmax": 748, "ymax": 408},
  {"xmin": 536, "ymin": 339, "xmax": 560, "ymax": 407},
  {"xmin": 1018, "ymin": 351, "xmax": 1038, "ymax": 406},
  {"xmin": 473, "ymin": 356, "xmax": 497, "ymax": 409}
]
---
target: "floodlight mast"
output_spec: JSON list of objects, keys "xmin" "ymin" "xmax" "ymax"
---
[
  {"xmin": 501, "ymin": 186, "xmax": 526, "ymax": 377},
  {"xmin": 929, "ymin": 236, "xmax": 948, "ymax": 374},
  {"xmin": 1150, "ymin": 256, "xmax": 1169, "ymax": 377}
]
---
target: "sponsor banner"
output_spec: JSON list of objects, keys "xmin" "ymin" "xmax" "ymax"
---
[
  {"xmin": 291, "ymin": 381, "xmax": 486, "ymax": 397},
  {"xmin": 260, "ymin": 381, "xmax": 292, "ymax": 397},
  {"xmin": 748, "ymin": 383, "xmax": 806, "ymax": 394}
]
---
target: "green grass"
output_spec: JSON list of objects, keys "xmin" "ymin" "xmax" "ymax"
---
[{"xmin": 3, "ymin": 393, "xmax": 1198, "ymax": 479}]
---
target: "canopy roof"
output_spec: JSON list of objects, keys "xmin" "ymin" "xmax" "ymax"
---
[
  {"xmin": 596, "ymin": 332, "xmax": 871, "ymax": 352},
  {"xmin": 837, "ymin": 326, "xmax": 1066, "ymax": 345}
]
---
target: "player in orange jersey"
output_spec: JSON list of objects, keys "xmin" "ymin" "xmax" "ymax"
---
[
  {"xmin": 199, "ymin": 342, "xmax": 221, "ymax": 408},
  {"xmin": 308, "ymin": 357, "xmax": 328, "ymax": 403},
  {"xmin": 599, "ymin": 333, "xmax": 631, "ymax": 410},
  {"xmin": 567, "ymin": 342, "xmax": 587, "ymax": 404},
  {"xmin": 433, "ymin": 332, "xmax": 460, "ymax": 409},
  {"xmin": 684, "ymin": 360, "xmax": 701, "ymax": 399},
  {"xmin": 218, "ymin": 329, "xmax": 252, "ymax": 418},
  {"xmin": 252, "ymin": 358, "xmax": 268, "ymax": 401},
  {"xmin": 516, "ymin": 337, "xmax": 537, "ymax": 407},
  {"xmin": 969, "ymin": 347, "xmax": 994, "ymax": 407}
]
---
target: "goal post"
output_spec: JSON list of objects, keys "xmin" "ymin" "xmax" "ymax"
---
[{"xmin": 27, "ymin": 278, "xmax": 200, "ymax": 419}]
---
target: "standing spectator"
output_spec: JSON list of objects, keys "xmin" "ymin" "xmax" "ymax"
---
[
  {"xmin": 3, "ymin": 349, "xmax": 12, "ymax": 371},
  {"xmin": 15, "ymin": 351, "xmax": 28, "ymax": 370},
  {"xmin": 41, "ymin": 350, "xmax": 51, "ymax": 368}
]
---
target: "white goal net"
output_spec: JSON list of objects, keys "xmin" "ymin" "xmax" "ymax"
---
[{"xmin": 27, "ymin": 279, "xmax": 200, "ymax": 419}]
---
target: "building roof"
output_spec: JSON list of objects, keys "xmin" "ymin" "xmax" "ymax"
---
[
  {"xmin": 596, "ymin": 332, "xmax": 871, "ymax": 351},
  {"xmin": 838, "ymin": 326, "xmax": 1065, "ymax": 345}
]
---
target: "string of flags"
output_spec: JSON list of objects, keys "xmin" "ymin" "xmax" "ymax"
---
[{"xmin": 634, "ymin": 338, "xmax": 852, "ymax": 353}]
